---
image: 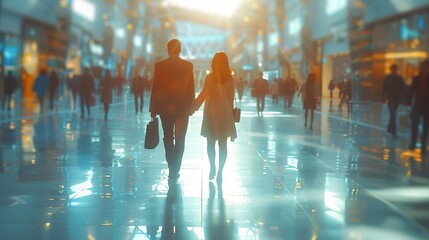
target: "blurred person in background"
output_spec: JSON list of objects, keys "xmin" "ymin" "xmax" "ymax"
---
[
  {"xmin": 77, "ymin": 67, "xmax": 95, "ymax": 118},
  {"xmin": 284, "ymin": 75, "xmax": 299, "ymax": 108},
  {"xmin": 66, "ymin": 73, "xmax": 78, "ymax": 111},
  {"xmin": 339, "ymin": 78, "xmax": 352, "ymax": 108},
  {"xmin": 236, "ymin": 76, "xmax": 246, "ymax": 102},
  {"xmin": 270, "ymin": 79, "xmax": 279, "ymax": 104},
  {"xmin": 252, "ymin": 71, "xmax": 269, "ymax": 116},
  {"xmin": 48, "ymin": 70, "xmax": 59, "ymax": 110},
  {"xmin": 130, "ymin": 69, "xmax": 145, "ymax": 114},
  {"xmin": 382, "ymin": 64, "xmax": 405, "ymax": 139},
  {"xmin": 100, "ymin": 69, "xmax": 113, "ymax": 120},
  {"xmin": 115, "ymin": 72, "xmax": 125, "ymax": 96},
  {"xmin": 328, "ymin": 79, "xmax": 335, "ymax": 99},
  {"xmin": 2, "ymin": 70, "xmax": 18, "ymax": 111},
  {"xmin": 33, "ymin": 69, "xmax": 49, "ymax": 113},
  {"xmin": 298, "ymin": 73, "xmax": 318, "ymax": 130},
  {"xmin": 408, "ymin": 60, "xmax": 429, "ymax": 157}
]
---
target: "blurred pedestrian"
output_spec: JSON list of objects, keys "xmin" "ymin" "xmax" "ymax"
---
[
  {"xmin": 285, "ymin": 75, "xmax": 299, "ymax": 108},
  {"xmin": 130, "ymin": 69, "xmax": 145, "ymax": 114},
  {"xmin": 252, "ymin": 71, "xmax": 269, "ymax": 116},
  {"xmin": 191, "ymin": 52, "xmax": 237, "ymax": 182},
  {"xmin": 339, "ymin": 78, "xmax": 352, "ymax": 108},
  {"xmin": 382, "ymin": 64, "xmax": 405, "ymax": 138},
  {"xmin": 270, "ymin": 79, "xmax": 279, "ymax": 104},
  {"xmin": 408, "ymin": 60, "xmax": 429, "ymax": 157},
  {"xmin": 298, "ymin": 73, "xmax": 318, "ymax": 130},
  {"xmin": 66, "ymin": 73, "xmax": 78, "ymax": 111},
  {"xmin": 33, "ymin": 69, "xmax": 49, "ymax": 112},
  {"xmin": 115, "ymin": 72, "xmax": 125, "ymax": 96},
  {"xmin": 100, "ymin": 69, "xmax": 113, "ymax": 120},
  {"xmin": 2, "ymin": 70, "xmax": 18, "ymax": 111},
  {"xmin": 77, "ymin": 67, "xmax": 95, "ymax": 118},
  {"xmin": 48, "ymin": 70, "xmax": 59, "ymax": 110},
  {"xmin": 328, "ymin": 79, "xmax": 334, "ymax": 99},
  {"xmin": 236, "ymin": 77, "xmax": 245, "ymax": 102}
]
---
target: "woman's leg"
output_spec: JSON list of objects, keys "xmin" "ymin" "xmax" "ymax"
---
[
  {"xmin": 310, "ymin": 109, "xmax": 314, "ymax": 129},
  {"xmin": 80, "ymin": 95, "xmax": 85, "ymax": 117},
  {"xmin": 139, "ymin": 93, "xmax": 144, "ymax": 112},
  {"xmin": 104, "ymin": 102, "xmax": 109, "ymax": 119},
  {"xmin": 39, "ymin": 96, "xmax": 44, "ymax": 112},
  {"xmin": 49, "ymin": 93, "xmax": 54, "ymax": 110},
  {"xmin": 207, "ymin": 138, "xmax": 216, "ymax": 180},
  {"xmin": 86, "ymin": 99, "xmax": 91, "ymax": 116},
  {"xmin": 217, "ymin": 138, "xmax": 228, "ymax": 182},
  {"xmin": 304, "ymin": 109, "xmax": 308, "ymax": 127},
  {"xmin": 134, "ymin": 94, "xmax": 138, "ymax": 113}
]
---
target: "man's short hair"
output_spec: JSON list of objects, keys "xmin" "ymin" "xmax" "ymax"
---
[{"xmin": 167, "ymin": 39, "xmax": 181, "ymax": 55}]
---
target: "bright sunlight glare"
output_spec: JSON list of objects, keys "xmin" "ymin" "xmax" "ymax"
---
[{"xmin": 162, "ymin": 0, "xmax": 243, "ymax": 18}]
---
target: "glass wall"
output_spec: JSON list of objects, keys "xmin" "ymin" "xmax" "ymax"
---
[
  {"xmin": 0, "ymin": 33, "xmax": 20, "ymax": 75},
  {"xmin": 373, "ymin": 11, "xmax": 429, "ymax": 85}
]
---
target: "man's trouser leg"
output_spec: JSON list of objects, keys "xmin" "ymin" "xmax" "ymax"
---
[{"xmin": 388, "ymin": 101, "xmax": 398, "ymax": 135}]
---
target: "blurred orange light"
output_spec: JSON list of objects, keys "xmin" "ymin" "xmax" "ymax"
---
[{"xmin": 385, "ymin": 51, "xmax": 427, "ymax": 59}]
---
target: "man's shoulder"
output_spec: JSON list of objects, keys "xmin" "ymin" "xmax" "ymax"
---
[
  {"xmin": 156, "ymin": 57, "xmax": 193, "ymax": 67},
  {"xmin": 155, "ymin": 58, "xmax": 168, "ymax": 66},
  {"xmin": 179, "ymin": 58, "xmax": 193, "ymax": 68}
]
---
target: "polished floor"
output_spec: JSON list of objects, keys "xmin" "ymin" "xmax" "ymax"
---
[{"xmin": 1, "ymin": 90, "xmax": 429, "ymax": 240}]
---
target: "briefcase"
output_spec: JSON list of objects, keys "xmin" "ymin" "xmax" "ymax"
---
[{"xmin": 144, "ymin": 117, "xmax": 159, "ymax": 149}]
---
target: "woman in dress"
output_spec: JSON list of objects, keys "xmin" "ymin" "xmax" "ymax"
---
[
  {"xmin": 191, "ymin": 52, "xmax": 237, "ymax": 182},
  {"xmin": 100, "ymin": 69, "xmax": 113, "ymax": 120}
]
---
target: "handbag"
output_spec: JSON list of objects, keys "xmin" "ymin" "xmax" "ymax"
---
[
  {"xmin": 233, "ymin": 107, "xmax": 241, "ymax": 123},
  {"xmin": 232, "ymin": 95, "xmax": 241, "ymax": 123},
  {"xmin": 144, "ymin": 117, "xmax": 159, "ymax": 149}
]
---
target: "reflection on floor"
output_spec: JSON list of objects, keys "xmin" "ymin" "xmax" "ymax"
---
[{"xmin": 0, "ymin": 93, "xmax": 428, "ymax": 240}]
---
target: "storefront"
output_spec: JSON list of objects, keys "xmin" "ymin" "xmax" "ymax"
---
[
  {"xmin": 0, "ymin": 33, "xmax": 20, "ymax": 76},
  {"xmin": 21, "ymin": 20, "xmax": 51, "ymax": 98},
  {"xmin": 370, "ymin": 10, "xmax": 429, "ymax": 100}
]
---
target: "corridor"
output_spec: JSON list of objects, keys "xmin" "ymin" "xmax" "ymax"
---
[{"xmin": 0, "ymin": 93, "xmax": 428, "ymax": 240}]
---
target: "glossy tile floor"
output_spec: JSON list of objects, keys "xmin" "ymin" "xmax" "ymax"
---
[{"xmin": 1, "ymin": 91, "xmax": 429, "ymax": 240}]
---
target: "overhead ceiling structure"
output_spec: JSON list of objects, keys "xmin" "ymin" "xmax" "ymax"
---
[
  {"xmin": 152, "ymin": 0, "xmax": 245, "ymax": 60},
  {"xmin": 161, "ymin": 0, "xmax": 243, "ymax": 18}
]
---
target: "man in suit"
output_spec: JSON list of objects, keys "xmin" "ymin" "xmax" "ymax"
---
[
  {"xmin": 408, "ymin": 60, "xmax": 429, "ymax": 157},
  {"xmin": 382, "ymin": 64, "xmax": 405, "ymax": 138},
  {"xmin": 252, "ymin": 71, "xmax": 269, "ymax": 116},
  {"xmin": 149, "ymin": 39, "xmax": 195, "ymax": 183}
]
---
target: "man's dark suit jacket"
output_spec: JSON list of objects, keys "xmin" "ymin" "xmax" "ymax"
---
[
  {"xmin": 408, "ymin": 74, "xmax": 429, "ymax": 115},
  {"xmin": 149, "ymin": 56, "xmax": 195, "ymax": 116}
]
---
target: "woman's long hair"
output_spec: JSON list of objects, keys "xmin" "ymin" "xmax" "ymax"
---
[{"xmin": 211, "ymin": 52, "xmax": 232, "ymax": 84}]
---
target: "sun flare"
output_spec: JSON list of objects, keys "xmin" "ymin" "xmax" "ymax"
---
[{"xmin": 162, "ymin": 0, "xmax": 243, "ymax": 17}]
